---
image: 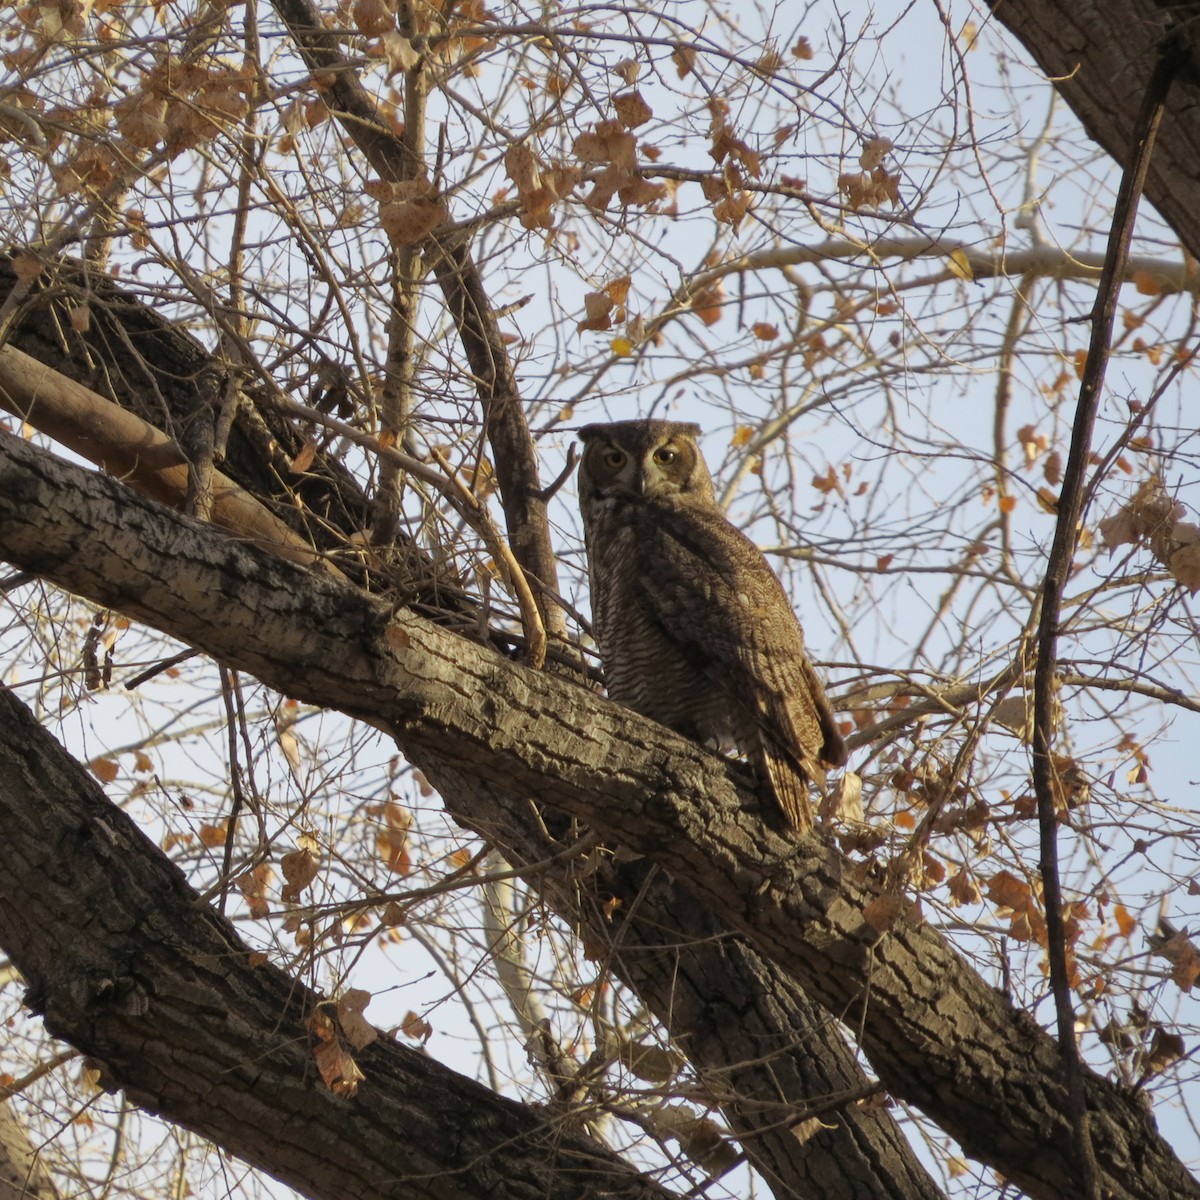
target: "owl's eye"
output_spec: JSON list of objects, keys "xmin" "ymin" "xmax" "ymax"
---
[
  {"xmin": 653, "ymin": 446, "xmax": 678, "ymax": 465},
  {"xmin": 603, "ymin": 448, "xmax": 627, "ymax": 469}
]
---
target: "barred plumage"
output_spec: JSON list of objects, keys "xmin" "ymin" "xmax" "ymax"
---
[{"xmin": 577, "ymin": 419, "xmax": 845, "ymax": 832}]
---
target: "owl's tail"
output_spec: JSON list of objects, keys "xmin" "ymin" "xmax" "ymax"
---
[{"xmin": 759, "ymin": 741, "xmax": 822, "ymax": 833}]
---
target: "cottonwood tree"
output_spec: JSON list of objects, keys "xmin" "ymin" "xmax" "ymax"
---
[{"xmin": 0, "ymin": 1, "xmax": 1198, "ymax": 1199}]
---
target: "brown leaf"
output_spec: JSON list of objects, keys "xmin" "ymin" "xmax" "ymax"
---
[
  {"xmin": 688, "ymin": 282, "xmax": 724, "ymax": 326},
  {"xmin": 986, "ymin": 869, "xmax": 1032, "ymax": 912},
  {"xmin": 671, "ymin": 46, "xmax": 696, "ymax": 77},
  {"xmin": 1154, "ymin": 930, "xmax": 1200, "ymax": 991},
  {"xmin": 820, "ymin": 770, "xmax": 863, "ymax": 823},
  {"xmin": 90, "ymin": 756, "xmax": 119, "ymax": 783},
  {"xmin": 400, "ymin": 1010, "xmax": 433, "ymax": 1042},
  {"xmin": 1143, "ymin": 1027, "xmax": 1185, "ymax": 1078},
  {"xmin": 353, "ymin": 0, "xmax": 395, "ymax": 36},
  {"xmin": 236, "ymin": 864, "xmax": 273, "ymax": 919},
  {"xmin": 577, "ymin": 290, "xmax": 614, "ymax": 332},
  {"xmin": 198, "ymin": 821, "xmax": 228, "ymax": 848},
  {"xmin": 10, "ymin": 252, "xmax": 43, "ymax": 284},
  {"xmin": 612, "ymin": 89, "xmax": 652, "ymax": 129},
  {"xmin": 281, "ymin": 846, "xmax": 319, "ymax": 903},
  {"xmin": 1114, "ymin": 903, "xmax": 1137, "ymax": 939},
  {"xmin": 290, "ymin": 438, "xmax": 318, "ymax": 474},
  {"xmin": 337, "ymin": 988, "xmax": 379, "ymax": 1050},
  {"xmin": 309, "ymin": 1016, "xmax": 365, "ymax": 1096},
  {"xmin": 1169, "ymin": 541, "xmax": 1200, "ymax": 593},
  {"xmin": 617, "ymin": 1039, "xmax": 683, "ymax": 1083},
  {"xmin": 858, "ymin": 136, "xmax": 893, "ymax": 170},
  {"xmin": 862, "ymin": 892, "xmax": 905, "ymax": 933},
  {"xmin": 947, "ymin": 868, "xmax": 982, "ymax": 906}
]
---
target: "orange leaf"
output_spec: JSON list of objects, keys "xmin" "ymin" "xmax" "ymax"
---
[
  {"xmin": 1113, "ymin": 903, "xmax": 1137, "ymax": 939},
  {"xmin": 1132, "ymin": 270, "xmax": 1162, "ymax": 296},
  {"xmin": 199, "ymin": 821, "xmax": 228, "ymax": 848},
  {"xmin": 90, "ymin": 757, "xmax": 119, "ymax": 783},
  {"xmin": 987, "ymin": 869, "xmax": 1032, "ymax": 912}
]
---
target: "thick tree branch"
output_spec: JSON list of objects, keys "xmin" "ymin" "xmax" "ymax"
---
[
  {"xmin": 987, "ymin": 0, "xmax": 1200, "ymax": 260},
  {"xmin": 0, "ymin": 684, "xmax": 673, "ymax": 1200},
  {"xmin": 0, "ymin": 431, "xmax": 1195, "ymax": 1200},
  {"xmin": 0, "ymin": 263, "xmax": 940, "ymax": 1199}
]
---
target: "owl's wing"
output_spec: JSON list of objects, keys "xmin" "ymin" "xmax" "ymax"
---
[{"xmin": 633, "ymin": 499, "xmax": 845, "ymax": 784}]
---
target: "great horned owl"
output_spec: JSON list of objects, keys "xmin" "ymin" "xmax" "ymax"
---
[{"xmin": 577, "ymin": 418, "xmax": 845, "ymax": 832}]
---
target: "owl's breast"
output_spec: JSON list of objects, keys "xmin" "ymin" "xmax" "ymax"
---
[{"xmin": 588, "ymin": 544, "xmax": 749, "ymax": 749}]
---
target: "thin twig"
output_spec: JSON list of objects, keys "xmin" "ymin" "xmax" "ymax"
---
[{"xmin": 1031, "ymin": 36, "xmax": 1181, "ymax": 1200}]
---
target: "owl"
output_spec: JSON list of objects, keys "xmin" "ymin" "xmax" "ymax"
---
[{"xmin": 577, "ymin": 419, "xmax": 845, "ymax": 832}]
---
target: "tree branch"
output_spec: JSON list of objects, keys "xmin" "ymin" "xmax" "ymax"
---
[
  {"xmin": 1031, "ymin": 37, "xmax": 1180, "ymax": 1199},
  {"xmin": 268, "ymin": 0, "xmax": 564, "ymax": 639},
  {"xmin": 1, "ymin": 430, "xmax": 1195, "ymax": 1200},
  {"xmin": 0, "ymin": 684, "xmax": 675, "ymax": 1200}
]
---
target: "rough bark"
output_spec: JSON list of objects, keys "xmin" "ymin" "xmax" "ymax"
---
[
  {"xmin": 1, "ymin": 430, "xmax": 1194, "ymax": 1200},
  {"xmin": 438, "ymin": 774, "xmax": 944, "ymax": 1200},
  {"xmin": 987, "ymin": 0, "xmax": 1200, "ymax": 260},
  {"xmin": 0, "ymin": 684, "xmax": 673, "ymax": 1200},
  {"xmin": 0, "ymin": 253, "xmax": 477, "ymax": 620},
  {"xmin": 0, "ymin": 269, "xmax": 942, "ymax": 1200}
]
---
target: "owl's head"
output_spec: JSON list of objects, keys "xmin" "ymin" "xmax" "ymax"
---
[{"xmin": 577, "ymin": 420, "xmax": 715, "ymax": 517}]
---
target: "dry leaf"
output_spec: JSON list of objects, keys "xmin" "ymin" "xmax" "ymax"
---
[
  {"xmin": 291, "ymin": 438, "xmax": 318, "ymax": 474},
  {"xmin": 947, "ymin": 868, "xmax": 982, "ymax": 906},
  {"xmin": 1169, "ymin": 541, "xmax": 1200, "ymax": 592},
  {"xmin": 1113, "ymin": 903, "xmax": 1137, "ymax": 939},
  {"xmin": 617, "ymin": 1039, "xmax": 683, "ymax": 1083},
  {"xmin": 400, "ymin": 1010, "xmax": 433, "ymax": 1042},
  {"xmin": 986, "ymin": 869, "xmax": 1032, "ymax": 912},
  {"xmin": 672, "ymin": 46, "xmax": 696, "ymax": 77},
  {"xmin": 1153, "ymin": 929, "xmax": 1200, "ymax": 991},
  {"xmin": 859, "ymin": 135, "xmax": 893, "ymax": 170},
  {"xmin": 308, "ymin": 1009, "xmax": 365, "ymax": 1096},
  {"xmin": 820, "ymin": 770, "xmax": 863, "ymax": 823},
  {"xmin": 791, "ymin": 1115, "xmax": 835, "ymax": 1144},
  {"xmin": 353, "ymin": 0, "xmax": 394, "ymax": 36},
  {"xmin": 612, "ymin": 57, "xmax": 639, "ymax": 84},
  {"xmin": 10, "ymin": 253, "xmax": 43, "ymax": 284},
  {"xmin": 689, "ymin": 282, "xmax": 724, "ymax": 326},
  {"xmin": 337, "ymin": 988, "xmax": 379, "ymax": 1050},
  {"xmin": 612, "ymin": 89, "xmax": 652, "ymax": 129},
  {"xmin": 90, "ymin": 756, "xmax": 119, "ymax": 783},
  {"xmin": 198, "ymin": 821, "xmax": 228, "ymax": 848},
  {"xmin": 577, "ymin": 290, "xmax": 614, "ymax": 332},
  {"xmin": 862, "ymin": 892, "xmax": 905, "ymax": 932},
  {"xmin": 946, "ymin": 247, "xmax": 974, "ymax": 282},
  {"xmin": 376, "ymin": 827, "xmax": 412, "ymax": 877},
  {"xmin": 281, "ymin": 845, "xmax": 319, "ymax": 903},
  {"xmin": 236, "ymin": 864, "xmax": 273, "ymax": 919}
]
